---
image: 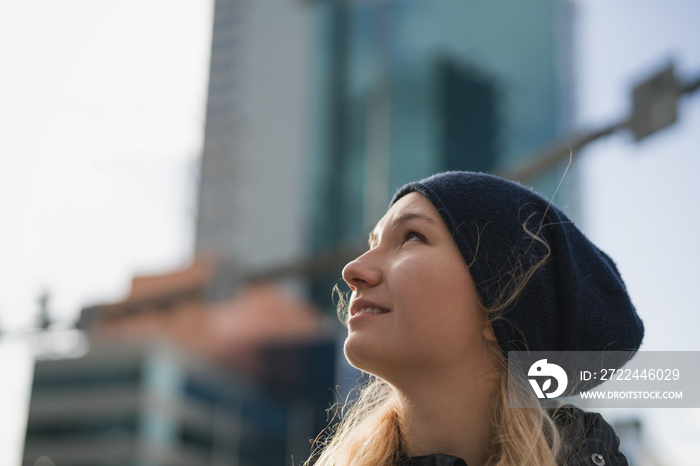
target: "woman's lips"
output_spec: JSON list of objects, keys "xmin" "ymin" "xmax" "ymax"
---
[
  {"xmin": 353, "ymin": 307, "xmax": 390, "ymax": 316},
  {"xmin": 349, "ymin": 298, "xmax": 390, "ymax": 316},
  {"xmin": 348, "ymin": 299, "xmax": 391, "ymax": 325}
]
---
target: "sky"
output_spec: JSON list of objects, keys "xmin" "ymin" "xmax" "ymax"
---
[
  {"xmin": 0, "ymin": 0, "xmax": 211, "ymax": 330},
  {"xmin": 575, "ymin": 0, "xmax": 700, "ymax": 356},
  {"xmin": 1, "ymin": 0, "xmax": 700, "ymax": 464},
  {"xmin": 0, "ymin": 1, "xmax": 213, "ymax": 463},
  {"xmin": 568, "ymin": 1, "xmax": 700, "ymax": 463}
]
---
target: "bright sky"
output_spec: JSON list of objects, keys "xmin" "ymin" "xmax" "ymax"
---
[
  {"xmin": 1, "ymin": 0, "xmax": 700, "ymax": 465},
  {"xmin": 0, "ymin": 1, "xmax": 212, "ymax": 463},
  {"xmin": 0, "ymin": 0, "xmax": 211, "ymax": 330},
  {"xmin": 575, "ymin": 3, "xmax": 700, "ymax": 463}
]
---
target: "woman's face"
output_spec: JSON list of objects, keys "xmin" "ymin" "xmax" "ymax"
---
[{"xmin": 342, "ymin": 192, "xmax": 495, "ymax": 383}]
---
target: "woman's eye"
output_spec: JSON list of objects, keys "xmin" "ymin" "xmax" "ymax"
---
[{"xmin": 404, "ymin": 231, "xmax": 423, "ymax": 243}]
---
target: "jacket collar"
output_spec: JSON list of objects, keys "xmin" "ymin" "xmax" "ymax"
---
[{"xmin": 407, "ymin": 454, "xmax": 468, "ymax": 466}]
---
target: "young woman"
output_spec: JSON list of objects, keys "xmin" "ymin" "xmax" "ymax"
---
[{"xmin": 306, "ymin": 171, "xmax": 644, "ymax": 466}]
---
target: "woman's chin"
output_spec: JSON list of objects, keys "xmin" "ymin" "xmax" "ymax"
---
[{"xmin": 343, "ymin": 333, "xmax": 387, "ymax": 374}]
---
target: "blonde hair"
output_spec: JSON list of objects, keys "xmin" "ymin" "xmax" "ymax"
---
[
  {"xmin": 307, "ymin": 377, "xmax": 401, "ymax": 465},
  {"xmin": 306, "ymin": 214, "xmax": 567, "ymax": 465},
  {"xmin": 306, "ymin": 351, "xmax": 563, "ymax": 466}
]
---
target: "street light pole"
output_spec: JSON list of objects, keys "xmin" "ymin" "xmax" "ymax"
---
[
  {"xmin": 236, "ymin": 63, "xmax": 700, "ymax": 287},
  {"xmin": 498, "ymin": 64, "xmax": 700, "ymax": 183}
]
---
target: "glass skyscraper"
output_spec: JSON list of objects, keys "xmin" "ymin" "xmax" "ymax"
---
[{"xmin": 308, "ymin": 0, "xmax": 574, "ymax": 305}]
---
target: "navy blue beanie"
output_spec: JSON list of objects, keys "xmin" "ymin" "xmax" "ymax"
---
[{"xmin": 391, "ymin": 171, "xmax": 644, "ymax": 354}]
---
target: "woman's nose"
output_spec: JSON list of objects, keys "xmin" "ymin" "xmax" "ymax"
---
[{"xmin": 342, "ymin": 250, "xmax": 382, "ymax": 290}]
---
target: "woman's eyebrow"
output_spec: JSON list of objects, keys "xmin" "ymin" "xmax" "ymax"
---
[
  {"xmin": 391, "ymin": 211, "xmax": 438, "ymax": 229},
  {"xmin": 368, "ymin": 211, "xmax": 438, "ymax": 246}
]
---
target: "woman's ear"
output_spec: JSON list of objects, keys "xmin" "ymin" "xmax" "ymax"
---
[{"xmin": 482, "ymin": 323, "xmax": 497, "ymax": 342}]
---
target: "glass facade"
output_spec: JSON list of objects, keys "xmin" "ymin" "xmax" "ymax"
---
[
  {"xmin": 309, "ymin": 0, "xmax": 573, "ymax": 307},
  {"xmin": 22, "ymin": 341, "xmax": 336, "ymax": 466}
]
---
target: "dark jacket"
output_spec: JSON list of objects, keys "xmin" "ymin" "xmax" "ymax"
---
[{"xmin": 406, "ymin": 406, "xmax": 627, "ymax": 466}]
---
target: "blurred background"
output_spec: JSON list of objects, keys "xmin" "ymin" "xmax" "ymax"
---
[{"xmin": 1, "ymin": 0, "xmax": 700, "ymax": 465}]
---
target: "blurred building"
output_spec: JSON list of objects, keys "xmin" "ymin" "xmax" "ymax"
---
[
  {"xmin": 306, "ymin": 0, "xmax": 576, "ymax": 303},
  {"xmin": 23, "ymin": 343, "xmax": 283, "ymax": 466},
  {"xmin": 193, "ymin": 0, "xmax": 577, "ymax": 308},
  {"xmin": 76, "ymin": 259, "xmax": 327, "ymax": 371},
  {"xmin": 194, "ymin": 0, "xmax": 313, "ymax": 274},
  {"xmin": 23, "ymin": 260, "xmax": 337, "ymax": 466}
]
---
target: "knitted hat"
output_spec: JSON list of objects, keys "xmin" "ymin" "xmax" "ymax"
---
[{"xmin": 391, "ymin": 171, "xmax": 644, "ymax": 355}]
